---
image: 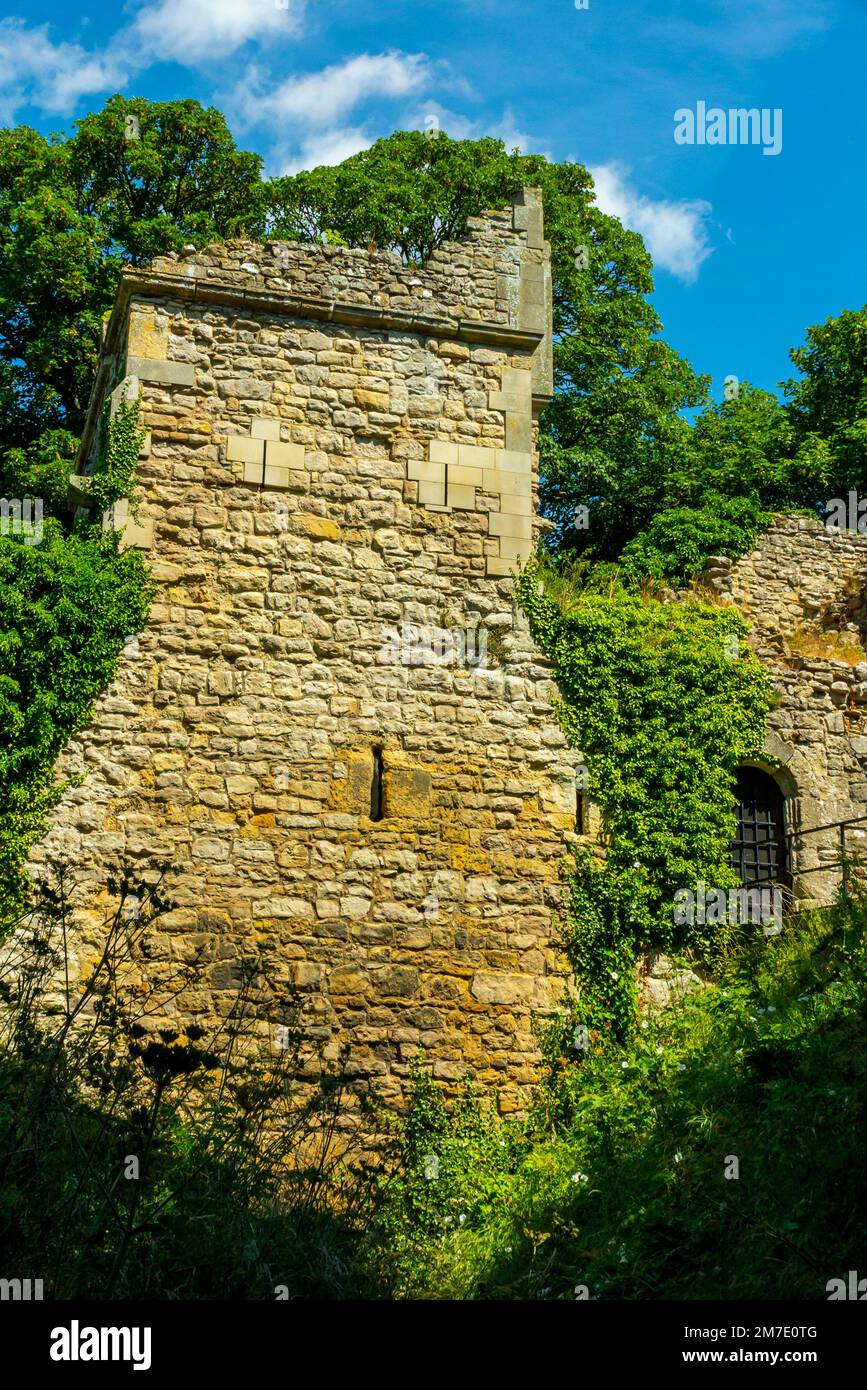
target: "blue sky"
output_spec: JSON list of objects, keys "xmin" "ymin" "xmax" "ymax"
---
[{"xmin": 2, "ymin": 0, "xmax": 864, "ymax": 401}]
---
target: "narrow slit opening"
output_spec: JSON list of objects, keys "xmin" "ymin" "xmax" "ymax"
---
[{"xmin": 370, "ymin": 746, "xmax": 384, "ymax": 822}]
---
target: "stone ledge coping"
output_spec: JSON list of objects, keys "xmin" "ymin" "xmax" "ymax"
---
[{"xmin": 117, "ymin": 270, "xmax": 547, "ymax": 355}]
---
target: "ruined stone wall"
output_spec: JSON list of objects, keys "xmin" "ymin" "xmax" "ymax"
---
[
  {"xmin": 26, "ymin": 191, "xmax": 583, "ymax": 1121},
  {"xmin": 709, "ymin": 516, "xmax": 867, "ymax": 902}
]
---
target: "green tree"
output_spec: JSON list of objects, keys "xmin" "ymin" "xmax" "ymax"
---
[
  {"xmin": 0, "ymin": 96, "xmax": 264, "ymax": 467},
  {"xmin": 785, "ymin": 305, "xmax": 867, "ymax": 502},
  {"xmin": 267, "ymin": 130, "xmax": 708, "ymax": 561}
]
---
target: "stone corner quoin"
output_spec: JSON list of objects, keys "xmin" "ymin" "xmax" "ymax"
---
[{"xmin": 27, "ymin": 187, "xmax": 589, "ymax": 1120}]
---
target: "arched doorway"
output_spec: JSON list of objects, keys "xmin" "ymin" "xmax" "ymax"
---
[{"xmin": 729, "ymin": 766, "xmax": 790, "ymax": 889}]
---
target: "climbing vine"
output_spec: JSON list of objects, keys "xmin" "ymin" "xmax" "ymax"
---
[
  {"xmin": 0, "ymin": 397, "xmax": 153, "ymax": 933},
  {"xmin": 516, "ymin": 564, "xmax": 772, "ymax": 1041},
  {"xmin": 88, "ymin": 394, "xmax": 147, "ymax": 519}
]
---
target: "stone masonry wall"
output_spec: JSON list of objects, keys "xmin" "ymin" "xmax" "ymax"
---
[
  {"xmin": 24, "ymin": 191, "xmax": 584, "ymax": 1123},
  {"xmin": 708, "ymin": 516, "xmax": 867, "ymax": 902}
]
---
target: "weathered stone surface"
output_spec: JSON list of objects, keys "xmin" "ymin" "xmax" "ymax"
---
[
  {"xmin": 22, "ymin": 190, "xmax": 584, "ymax": 1122},
  {"xmin": 711, "ymin": 516, "xmax": 867, "ymax": 906}
]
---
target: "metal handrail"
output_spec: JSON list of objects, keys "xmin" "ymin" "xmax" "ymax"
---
[{"xmin": 732, "ymin": 812, "xmax": 867, "ymax": 897}]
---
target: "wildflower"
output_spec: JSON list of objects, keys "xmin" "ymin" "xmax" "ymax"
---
[{"xmin": 674, "ymin": 1152, "xmax": 683, "ymax": 1163}]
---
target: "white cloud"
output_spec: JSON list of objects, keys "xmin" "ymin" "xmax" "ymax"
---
[
  {"xmin": 284, "ymin": 125, "xmax": 371, "ymax": 174},
  {"xmin": 0, "ymin": 0, "xmax": 308, "ymax": 122},
  {"xmin": 231, "ymin": 51, "xmax": 440, "ymax": 175},
  {"xmin": 0, "ymin": 18, "xmax": 129, "ymax": 120},
  {"xmin": 236, "ymin": 51, "xmax": 433, "ymax": 129},
  {"xmin": 127, "ymin": 0, "xmax": 304, "ymax": 66},
  {"xmin": 589, "ymin": 161, "xmax": 713, "ymax": 284}
]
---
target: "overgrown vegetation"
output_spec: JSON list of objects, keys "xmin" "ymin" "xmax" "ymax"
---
[
  {"xmin": 364, "ymin": 893, "xmax": 867, "ymax": 1300},
  {"xmin": 0, "ymin": 399, "xmax": 152, "ymax": 928},
  {"xmin": 5, "ymin": 871, "xmax": 865, "ymax": 1300},
  {"xmin": 516, "ymin": 562, "xmax": 772, "ymax": 1036},
  {"xmin": 0, "ymin": 866, "xmax": 374, "ymax": 1299}
]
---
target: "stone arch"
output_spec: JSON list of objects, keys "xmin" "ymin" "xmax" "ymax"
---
[{"xmin": 729, "ymin": 763, "xmax": 792, "ymax": 891}]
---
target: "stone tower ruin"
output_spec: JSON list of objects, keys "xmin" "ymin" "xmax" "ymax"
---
[{"xmin": 29, "ymin": 190, "xmax": 585, "ymax": 1116}]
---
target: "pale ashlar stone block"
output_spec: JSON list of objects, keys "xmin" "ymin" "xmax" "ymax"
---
[
  {"xmin": 486, "ymin": 555, "xmax": 514, "ymax": 577},
  {"xmin": 120, "ymin": 517, "xmax": 154, "ymax": 551},
  {"xmin": 408, "ymin": 460, "xmax": 447, "ymax": 483},
  {"xmin": 489, "ymin": 513, "xmax": 532, "ymax": 539},
  {"xmin": 499, "ymin": 494, "xmax": 533, "ymax": 516},
  {"xmin": 227, "ymin": 435, "xmax": 266, "ymax": 465},
  {"xmin": 496, "ymin": 449, "xmax": 533, "ymax": 473},
  {"xmin": 501, "ymin": 367, "xmax": 533, "ymax": 397},
  {"xmin": 251, "ymin": 417, "xmax": 281, "ymax": 440},
  {"xmin": 458, "ymin": 443, "xmax": 495, "ymax": 467},
  {"xmin": 126, "ymin": 355, "xmax": 195, "ymax": 387},
  {"xmin": 263, "ymin": 464, "xmax": 291, "ymax": 490},
  {"xmin": 447, "ymin": 464, "xmax": 485, "ymax": 485},
  {"xmin": 243, "ymin": 461, "xmax": 264, "ymax": 485},
  {"xmin": 418, "ymin": 479, "xmax": 447, "ymax": 506},
  {"xmin": 505, "ymin": 415, "xmax": 532, "ymax": 453},
  {"xmin": 447, "ymin": 483, "xmax": 477, "ymax": 510},
  {"xmin": 127, "ymin": 307, "xmax": 169, "ymax": 361},
  {"xmin": 499, "ymin": 536, "xmax": 533, "ymax": 561},
  {"xmin": 484, "ymin": 469, "xmax": 531, "ymax": 497},
  {"xmin": 482, "ymin": 468, "xmax": 510, "ymax": 492},
  {"xmin": 266, "ymin": 440, "xmax": 306, "ymax": 468},
  {"xmin": 488, "ymin": 391, "xmax": 530, "ymax": 413},
  {"xmin": 429, "ymin": 439, "xmax": 459, "ymax": 464}
]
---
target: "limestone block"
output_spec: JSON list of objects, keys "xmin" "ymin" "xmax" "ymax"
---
[
  {"xmin": 127, "ymin": 306, "xmax": 169, "ymax": 360},
  {"xmin": 227, "ymin": 436, "xmax": 266, "ymax": 465},
  {"xmin": 458, "ymin": 444, "xmax": 494, "ymax": 467},
  {"xmin": 243, "ymin": 461, "xmax": 264, "ymax": 486},
  {"xmin": 499, "ymin": 536, "xmax": 533, "ymax": 562},
  {"xmin": 448, "ymin": 464, "xmax": 485, "ymax": 486},
  {"xmin": 502, "ymin": 367, "xmax": 533, "ymax": 397},
  {"xmin": 419, "ymin": 479, "xmax": 447, "ymax": 506},
  {"xmin": 448, "ymin": 483, "xmax": 477, "ymax": 510},
  {"xmin": 266, "ymin": 440, "xmax": 306, "ymax": 468},
  {"xmin": 430, "ymin": 440, "xmax": 459, "ymax": 465},
  {"xmin": 489, "ymin": 391, "xmax": 531, "ymax": 413},
  {"xmin": 489, "ymin": 514, "xmax": 532, "ymax": 539},
  {"xmin": 500, "ymin": 494, "xmax": 533, "ymax": 516},
  {"xmin": 263, "ymin": 464, "xmax": 290, "ymax": 489},
  {"xmin": 127, "ymin": 355, "xmax": 195, "ymax": 387},
  {"xmin": 251, "ymin": 417, "xmax": 281, "ymax": 440},
  {"xmin": 388, "ymin": 766, "xmax": 432, "ymax": 818},
  {"xmin": 486, "ymin": 555, "xmax": 514, "ymax": 577},
  {"xmin": 505, "ymin": 414, "xmax": 532, "ymax": 453},
  {"xmin": 408, "ymin": 460, "xmax": 447, "ymax": 483},
  {"xmin": 497, "ymin": 449, "xmax": 533, "ymax": 473}
]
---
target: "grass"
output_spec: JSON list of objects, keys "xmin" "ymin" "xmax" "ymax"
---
[
  {"xmin": 2, "ymin": 863, "xmax": 866, "ymax": 1300},
  {"xmin": 364, "ymin": 895, "xmax": 867, "ymax": 1300}
]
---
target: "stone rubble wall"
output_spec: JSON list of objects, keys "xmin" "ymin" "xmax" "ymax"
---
[
  {"xmin": 706, "ymin": 516, "xmax": 867, "ymax": 903},
  {"xmin": 23, "ymin": 191, "xmax": 584, "ymax": 1124}
]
